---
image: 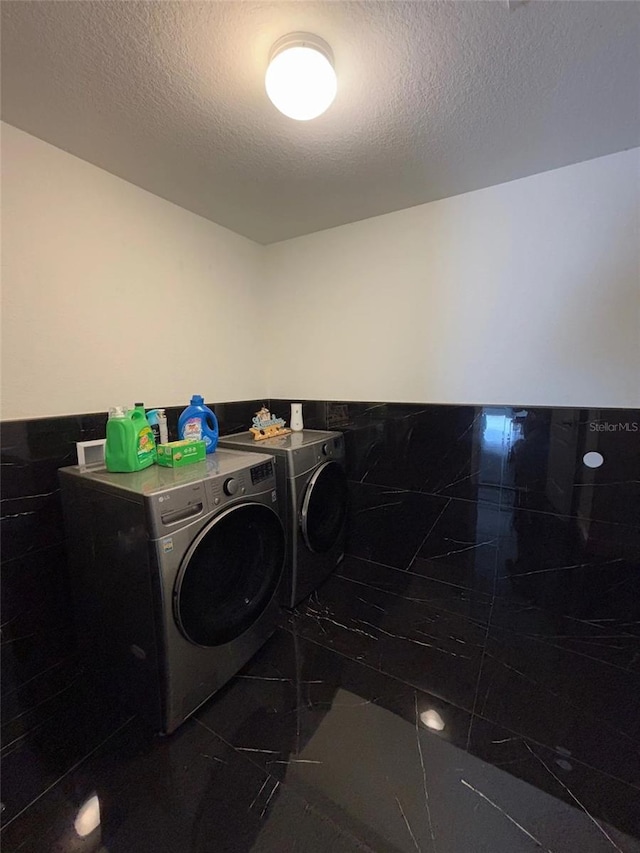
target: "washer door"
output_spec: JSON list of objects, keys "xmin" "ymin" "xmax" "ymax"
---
[
  {"xmin": 301, "ymin": 461, "xmax": 348, "ymax": 553},
  {"xmin": 174, "ymin": 503, "xmax": 285, "ymax": 647}
]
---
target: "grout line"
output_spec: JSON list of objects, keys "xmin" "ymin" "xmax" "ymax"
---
[
  {"xmin": 466, "ymin": 414, "xmax": 510, "ymax": 750},
  {"xmin": 342, "ymin": 549, "xmax": 637, "ymax": 668},
  {"xmin": 0, "ymin": 541, "xmax": 67, "ymax": 568},
  {"xmin": 332, "ymin": 572, "xmax": 489, "ymax": 630},
  {"xmin": 341, "ymin": 549, "xmax": 497, "ymax": 593},
  {"xmin": 279, "ymin": 620, "xmax": 476, "ymax": 719},
  {"xmin": 406, "ymin": 499, "xmax": 452, "ymax": 571},
  {"xmin": 325, "ymin": 554, "xmax": 640, "ymax": 673},
  {"xmin": 195, "ymin": 716, "xmax": 379, "ymax": 850},
  {"xmin": 194, "ymin": 717, "xmax": 285, "ymax": 780},
  {"xmin": 465, "ymin": 605, "xmax": 494, "ymax": 752},
  {"xmin": 342, "ymin": 553, "xmax": 406, "ymax": 572},
  {"xmin": 469, "ymin": 712, "xmax": 640, "ymax": 794},
  {"xmin": 284, "ymin": 611, "xmax": 639, "ymax": 793},
  {"xmin": 1, "ymin": 655, "xmax": 76, "ymax": 699},
  {"xmin": 342, "ymin": 552, "xmax": 487, "ymax": 590},
  {"xmin": 352, "ymin": 476, "xmax": 500, "ymax": 506},
  {"xmin": 0, "ymin": 715, "xmax": 135, "ymax": 832},
  {"xmin": 1, "ymin": 677, "xmax": 80, "ymax": 731},
  {"xmin": 348, "ymin": 476, "xmax": 635, "ymax": 528}
]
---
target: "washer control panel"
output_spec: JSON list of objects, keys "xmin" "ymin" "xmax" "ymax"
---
[
  {"xmin": 208, "ymin": 472, "xmax": 247, "ymax": 506},
  {"xmin": 148, "ymin": 456, "xmax": 277, "ymax": 537},
  {"xmin": 204, "ymin": 457, "xmax": 276, "ymax": 509},
  {"xmin": 148, "ymin": 480, "xmax": 208, "ymax": 537},
  {"xmin": 223, "ymin": 477, "xmax": 238, "ymax": 496}
]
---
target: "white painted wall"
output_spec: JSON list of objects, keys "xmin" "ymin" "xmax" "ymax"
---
[
  {"xmin": 2, "ymin": 124, "xmax": 638, "ymax": 418},
  {"xmin": 265, "ymin": 149, "xmax": 640, "ymax": 408},
  {"xmin": 1, "ymin": 122, "xmax": 265, "ymax": 420}
]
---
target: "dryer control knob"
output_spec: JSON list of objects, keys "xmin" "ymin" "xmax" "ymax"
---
[
  {"xmin": 322, "ymin": 443, "xmax": 330, "ymax": 455},
  {"xmin": 223, "ymin": 478, "xmax": 238, "ymax": 496}
]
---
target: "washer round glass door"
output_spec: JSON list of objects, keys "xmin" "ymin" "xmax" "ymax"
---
[
  {"xmin": 174, "ymin": 503, "xmax": 285, "ymax": 647},
  {"xmin": 301, "ymin": 461, "xmax": 348, "ymax": 553}
]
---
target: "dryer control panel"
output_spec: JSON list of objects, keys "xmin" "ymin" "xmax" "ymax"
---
[
  {"xmin": 321, "ymin": 435, "xmax": 344, "ymax": 458},
  {"xmin": 289, "ymin": 434, "xmax": 345, "ymax": 478},
  {"xmin": 250, "ymin": 460, "xmax": 274, "ymax": 485}
]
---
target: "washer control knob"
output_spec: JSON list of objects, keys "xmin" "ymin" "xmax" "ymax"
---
[
  {"xmin": 322, "ymin": 443, "xmax": 330, "ymax": 456},
  {"xmin": 223, "ymin": 478, "xmax": 238, "ymax": 496}
]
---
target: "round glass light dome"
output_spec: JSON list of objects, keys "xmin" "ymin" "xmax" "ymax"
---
[{"xmin": 265, "ymin": 34, "xmax": 337, "ymax": 121}]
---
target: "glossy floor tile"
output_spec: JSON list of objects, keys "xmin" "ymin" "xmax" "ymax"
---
[
  {"xmin": 1, "ymin": 679, "xmax": 132, "ymax": 829},
  {"xmin": 488, "ymin": 589, "xmax": 640, "ymax": 672},
  {"xmin": 467, "ymin": 717, "xmax": 640, "ymax": 840},
  {"xmin": 284, "ymin": 548, "xmax": 640, "ymax": 836},
  {"xmin": 4, "ymin": 627, "xmax": 639, "ymax": 853},
  {"xmin": 474, "ymin": 627, "xmax": 640, "ymax": 786},
  {"xmin": 496, "ymin": 510, "xmax": 639, "ymax": 615},
  {"xmin": 198, "ymin": 631, "xmax": 639, "ymax": 853},
  {"xmin": 1, "ymin": 712, "xmax": 371, "ymax": 853},
  {"xmin": 286, "ymin": 567, "xmax": 488, "ymax": 711},
  {"xmin": 336, "ymin": 555, "xmax": 493, "ymax": 625}
]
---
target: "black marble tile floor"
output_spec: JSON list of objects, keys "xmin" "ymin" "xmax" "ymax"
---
[
  {"xmin": 3, "ymin": 624, "xmax": 639, "ymax": 853},
  {"xmin": 287, "ymin": 555, "xmax": 640, "ymax": 792}
]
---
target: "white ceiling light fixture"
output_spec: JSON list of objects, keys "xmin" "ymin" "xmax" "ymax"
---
[{"xmin": 265, "ymin": 33, "xmax": 337, "ymax": 121}]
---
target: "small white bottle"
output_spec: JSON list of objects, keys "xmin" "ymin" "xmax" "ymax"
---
[
  {"xmin": 290, "ymin": 403, "xmax": 304, "ymax": 432},
  {"xmin": 157, "ymin": 409, "xmax": 168, "ymax": 445}
]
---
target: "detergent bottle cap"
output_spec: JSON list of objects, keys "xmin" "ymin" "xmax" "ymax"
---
[
  {"xmin": 109, "ymin": 406, "xmax": 127, "ymax": 418},
  {"xmin": 190, "ymin": 395, "xmax": 204, "ymax": 406}
]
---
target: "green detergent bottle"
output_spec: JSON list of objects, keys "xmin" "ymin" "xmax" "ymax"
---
[{"xmin": 105, "ymin": 404, "xmax": 157, "ymax": 472}]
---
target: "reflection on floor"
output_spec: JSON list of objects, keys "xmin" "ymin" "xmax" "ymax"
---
[{"xmin": 2, "ymin": 606, "xmax": 639, "ymax": 851}]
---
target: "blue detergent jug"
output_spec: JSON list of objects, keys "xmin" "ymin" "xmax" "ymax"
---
[{"xmin": 178, "ymin": 395, "xmax": 219, "ymax": 454}]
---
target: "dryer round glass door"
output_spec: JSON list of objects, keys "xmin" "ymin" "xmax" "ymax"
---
[
  {"xmin": 301, "ymin": 460, "xmax": 348, "ymax": 553},
  {"xmin": 174, "ymin": 503, "xmax": 285, "ymax": 647}
]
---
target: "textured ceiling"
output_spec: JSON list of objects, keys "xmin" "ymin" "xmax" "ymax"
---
[{"xmin": 2, "ymin": 1, "xmax": 639, "ymax": 244}]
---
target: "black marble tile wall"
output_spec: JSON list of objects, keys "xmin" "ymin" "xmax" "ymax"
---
[
  {"xmin": 283, "ymin": 400, "xmax": 640, "ymax": 817},
  {"xmin": 0, "ymin": 400, "xmax": 265, "ymax": 759}
]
